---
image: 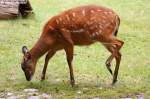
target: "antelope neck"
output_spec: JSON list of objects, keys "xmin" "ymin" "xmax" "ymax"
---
[{"xmin": 30, "ymin": 38, "xmax": 49, "ymax": 63}]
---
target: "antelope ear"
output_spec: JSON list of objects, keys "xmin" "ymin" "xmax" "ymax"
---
[{"xmin": 22, "ymin": 46, "xmax": 28, "ymax": 55}]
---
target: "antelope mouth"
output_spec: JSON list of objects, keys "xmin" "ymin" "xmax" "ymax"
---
[
  {"xmin": 26, "ymin": 75, "xmax": 33, "ymax": 81},
  {"xmin": 25, "ymin": 72, "xmax": 33, "ymax": 81}
]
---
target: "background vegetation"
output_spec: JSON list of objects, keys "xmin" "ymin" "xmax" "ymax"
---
[{"xmin": 0, "ymin": 0, "xmax": 150, "ymax": 98}]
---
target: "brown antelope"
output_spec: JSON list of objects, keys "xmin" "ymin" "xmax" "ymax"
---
[{"xmin": 21, "ymin": 5, "xmax": 124, "ymax": 87}]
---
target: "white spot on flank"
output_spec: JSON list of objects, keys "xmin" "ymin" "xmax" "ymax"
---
[
  {"xmin": 71, "ymin": 29, "xmax": 84, "ymax": 33},
  {"xmin": 72, "ymin": 12, "xmax": 76, "ymax": 17},
  {"xmin": 108, "ymin": 11, "xmax": 113, "ymax": 14},
  {"xmin": 99, "ymin": 30, "xmax": 102, "ymax": 33},
  {"xmin": 91, "ymin": 10, "xmax": 94, "ymax": 13},
  {"xmin": 97, "ymin": 9, "xmax": 102, "ymax": 12},
  {"xmin": 59, "ymin": 17, "xmax": 62, "ymax": 21},
  {"xmin": 66, "ymin": 14, "xmax": 70, "ymax": 21},
  {"xmin": 82, "ymin": 10, "xmax": 85, "ymax": 16},
  {"xmin": 103, "ymin": 12, "xmax": 108, "ymax": 14},
  {"xmin": 48, "ymin": 25, "xmax": 54, "ymax": 30},
  {"xmin": 95, "ymin": 32, "xmax": 100, "ymax": 36},
  {"xmin": 56, "ymin": 19, "xmax": 59, "ymax": 24}
]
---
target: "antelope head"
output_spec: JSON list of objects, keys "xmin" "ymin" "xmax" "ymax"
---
[{"xmin": 21, "ymin": 46, "xmax": 35, "ymax": 81}]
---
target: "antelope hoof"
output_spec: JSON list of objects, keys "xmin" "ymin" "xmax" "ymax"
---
[
  {"xmin": 112, "ymin": 79, "xmax": 117, "ymax": 85},
  {"xmin": 71, "ymin": 80, "xmax": 75, "ymax": 87},
  {"xmin": 41, "ymin": 74, "xmax": 45, "ymax": 81}
]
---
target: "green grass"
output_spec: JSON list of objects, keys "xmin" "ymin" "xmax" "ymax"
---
[{"xmin": 0, "ymin": 0, "xmax": 150, "ymax": 98}]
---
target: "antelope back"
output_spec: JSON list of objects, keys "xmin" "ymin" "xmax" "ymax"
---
[{"xmin": 48, "ymin": 5, "xmax": 120, "ymax": 45}]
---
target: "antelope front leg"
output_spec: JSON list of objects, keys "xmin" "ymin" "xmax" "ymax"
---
[
  {"xmin": 41, "ymin": 50, "xmax": 56, "ymax": 81},
  {"xmin": 65, "ymin": 46, "xmax": 75, "ymax": 87},
  {"xmin": 61, "ymin": 28, "xmax": 75, "ymax": 87}
]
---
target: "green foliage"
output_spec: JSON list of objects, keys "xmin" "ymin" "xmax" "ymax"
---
[{"xmin": 0, "ymin": 0, "xmax": 150, "ymax": 98}]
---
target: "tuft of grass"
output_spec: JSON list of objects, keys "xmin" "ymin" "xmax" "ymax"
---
[{"xmin": 0, "ymin": 0, "xmax": 150, "ymax": 98}]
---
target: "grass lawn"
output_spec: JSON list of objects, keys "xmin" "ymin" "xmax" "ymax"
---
[{"xmin": 0, "ymin": 0, "xmax": 150, "ymax": 98}]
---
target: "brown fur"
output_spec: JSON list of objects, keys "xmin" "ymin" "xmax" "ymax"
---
[{"xmin": 21, "ymin": 5, "xmax": 124, "ymax": 86}]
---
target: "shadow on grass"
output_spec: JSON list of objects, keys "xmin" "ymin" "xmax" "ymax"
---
[{"xmin": 0, "ymin": 13, "xmax": 36, "ymax": 22}]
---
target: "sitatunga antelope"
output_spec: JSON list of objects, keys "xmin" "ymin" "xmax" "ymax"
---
[{"xmin": 21, "ymin": 5, "xmax": 124, "ymax": 87}]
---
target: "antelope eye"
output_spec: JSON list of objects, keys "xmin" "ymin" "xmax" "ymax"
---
[{"xmin": 26, "ymin": 60, "xmax": 32, "ymax": 64}]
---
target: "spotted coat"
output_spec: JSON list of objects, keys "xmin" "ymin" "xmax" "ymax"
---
[{"xmin": 45, "ymin": 5, "xmax": 120, "ymax": 45}]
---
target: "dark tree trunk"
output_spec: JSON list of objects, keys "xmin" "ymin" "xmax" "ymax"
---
[
  {"xmin": 19, "ymin": 0, "xmax": 33, "ymax": 17},
  {"xmin": 0, "ymin": 0, "xmax": 33, "ymax": 19}
]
